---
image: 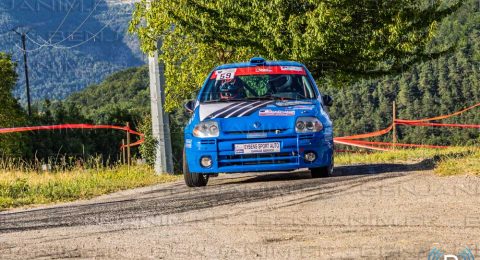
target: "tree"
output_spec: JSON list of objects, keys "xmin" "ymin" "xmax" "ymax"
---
[
  {"xmin": 0, "ymin": 53, "xmax": 28, "ymax": 157},
  {"xmin": 130, "ymin": 0, "xmax": 462, "ymax": 111}
]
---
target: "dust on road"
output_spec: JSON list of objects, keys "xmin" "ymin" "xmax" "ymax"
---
[{"xmin": 1, "ymin": 161, "xmax": 480, "ymax": 259}]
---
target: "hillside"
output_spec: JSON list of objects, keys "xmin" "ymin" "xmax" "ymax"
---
[
  {"xmin": 66, "ymin": 66, "xmax": 150, "ymax": 124},
  {"xmin": 0, "ymin": 0, "xmax": 144, "ymax": 102}
]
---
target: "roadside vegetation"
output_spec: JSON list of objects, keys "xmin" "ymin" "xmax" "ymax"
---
[
  {"xmin": 336, "ymin": 147, "xmax": 480, "ymax": 176},
  {"xmin": 435, "ymin": 149, "xmax": 480, "ymax": 176},
  {"xmin": 0, "ymin": 162, "xmax": 180, "ymax": 211},
  {"xmin": 1, "ymin": 148, "xmax": 478, "ymax": 211}
]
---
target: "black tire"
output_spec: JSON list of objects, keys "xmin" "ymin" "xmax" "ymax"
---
[
  {"xmin": 183, "ymin": 148, "xmax": 209, "ymax": 187},
  {"xmin": 310, "ymin": 157, "xmax": 334, "ymax": 178}
]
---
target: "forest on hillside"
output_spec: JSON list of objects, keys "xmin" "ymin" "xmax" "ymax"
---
[{"xmin": 326, "ymin": 0, "xmax": 480, "ymax": 146}]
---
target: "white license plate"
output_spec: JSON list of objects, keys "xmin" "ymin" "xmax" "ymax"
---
[{"xmin": 234, "ymin": 142, "xmax": 280, "ymax": 155}]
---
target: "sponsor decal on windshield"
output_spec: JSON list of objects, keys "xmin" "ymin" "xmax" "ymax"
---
[
  {"xmin": 259, "ymin": 109, "xmax": 295, "ymax": 117},
  {"xmin": 255, "ymin": 67, "xmax": 273, "ymax": 73}
]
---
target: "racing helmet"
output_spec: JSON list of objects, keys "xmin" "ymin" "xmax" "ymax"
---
[{"xmin": 219, "ymin": 79, "xmax": 246, "ymax": 100}]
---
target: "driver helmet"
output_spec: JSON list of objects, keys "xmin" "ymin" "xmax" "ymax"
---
[{"xmin": 219, "ymin": 78, "xmax": 246, "ymax": 100}]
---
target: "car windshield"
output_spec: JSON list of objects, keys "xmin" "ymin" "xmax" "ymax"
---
[{"xmin": 199, "ymin": 66, "xmax": 317, "ymax": 103}]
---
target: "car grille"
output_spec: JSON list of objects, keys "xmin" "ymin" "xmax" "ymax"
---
[
  {"xmin": 218, "ymin": 152, "xmax": 298, "ymax": 167},
  {"xmin": 200, "ymin": 139, "xmax": 216, "ymax": 145}
]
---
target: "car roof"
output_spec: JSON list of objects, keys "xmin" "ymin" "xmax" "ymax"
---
[{"xmin": 214, "ymin": 59, "xmax": 305, "ymax": 70}]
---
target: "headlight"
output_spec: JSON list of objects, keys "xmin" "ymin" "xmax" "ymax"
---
[
  {"xmin": 295, "ymin": 117, "xmax": 323, "ymax": 133},
  {"xmin": 193, "ymin": 121, "xmax": 220, "ymax": 137}
]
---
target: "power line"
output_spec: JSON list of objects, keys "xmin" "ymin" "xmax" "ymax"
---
[
  {"xmin": 34, "ymin": 0, "xmax": 103, "ymax": 47},
  {"xmin": 45, "ymin": 0, "xmax": 78, "ymax": 44},
  {"xmin": 19, "ymin": 19, "xmax": 118, "ymax": 52},
  {"xmin": 12, "ymin": 0, "xmax": 132, "ymax": 53},
  {"xmin": 10, "ymin": 29, "xmax": 52, "ymax": 52},
  {"xmin": 14, "ymin": 36, "xmax": 49, "ymax": 53},
  {"xmin": 17, "ymin": 1, "xmax": 78, "ymax": 52},
  {"xmin": 25, "ymin": 33, "xmax": 48, "ymax": 47},
  {"xmin": 49, "ymin": 19, "xmax": 116, "ymax": 49}
]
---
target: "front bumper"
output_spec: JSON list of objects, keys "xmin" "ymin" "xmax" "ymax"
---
[{"xmin": 185, "ymin": 133, "xmax": 333, "ymax": 174}]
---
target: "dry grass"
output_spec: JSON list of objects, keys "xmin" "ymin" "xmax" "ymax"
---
[
  {"xmin": 0, "ymin": 165, "xmax": 180, "ymax": 210},
  {"xmin": 435, "ymin": 150, "xmax": 480, "ymax": 176},
  {"xmin": 336, "ymin": 147, "xmax": 480, "ymax": 176}
]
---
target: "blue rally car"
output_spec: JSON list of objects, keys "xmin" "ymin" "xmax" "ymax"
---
[{"xmin": 183, "ymin": 57, "xmax": 334, "ymax": 187}]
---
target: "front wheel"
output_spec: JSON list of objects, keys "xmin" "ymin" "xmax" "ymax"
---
[
  {"xmin": 310, "ymin": 157, "xmax": 334, "ymax": 178},
  {"xmin": 183, "ymin": 148, "xmax": 209, "ymax": 187}
]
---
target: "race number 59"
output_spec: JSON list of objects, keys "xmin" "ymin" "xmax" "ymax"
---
[
  {"xmin": 220, "ymin": 73, "xmax": 232, "ymax": 80},
  {"xmin": 216, "ymin": 69, "xmax": 236, "ymax": 81}
]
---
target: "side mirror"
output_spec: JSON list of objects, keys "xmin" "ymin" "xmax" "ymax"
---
[
  {"xmin": 184, "ymin": 100, "xmax": 195, "ymax": 114},
  {"xmin": 322, "ymin": 95, "xmax": 333, "ymax": 107}
]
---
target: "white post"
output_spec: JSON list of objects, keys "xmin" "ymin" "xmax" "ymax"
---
[{"xmin": 147, "ymin": 0, "xmax": 174, "ymax": 174}]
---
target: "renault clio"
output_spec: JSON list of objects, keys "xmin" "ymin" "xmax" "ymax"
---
[{"xmin": 183, "ymin": 57, "xmax": 334, "ymax": 187}]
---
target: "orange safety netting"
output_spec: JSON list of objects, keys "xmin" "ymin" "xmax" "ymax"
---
[
  {"xmin": 335, "ymin": 124, "xmax": 393, "ymax": 140},
  {"xmin": 395, "ymin": 102, "xmax": 480, "ymax": 123},
  {"xmin": 0, "ymin": 124, "xmax": 144, "ymax": 149},
  {"xmin": 334, "ymin": 139, "xmax": 391, "ymax": 151},
  {"xmin": 334, "ymin": 101, "xmax": 480, "ymax": 151}
]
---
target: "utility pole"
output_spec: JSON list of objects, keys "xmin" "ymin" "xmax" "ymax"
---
[
  {"xmin": 147, "ymin": 0, "xmax": 174, "ymax": 174},
  {"xmin": 12, "ymin": 29, "xmax": 32, "ymax": 116}
]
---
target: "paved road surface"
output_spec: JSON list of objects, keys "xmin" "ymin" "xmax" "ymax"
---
[{"xmin": 1, "ymin": 161, "xmax": 480, "ymax": 259}]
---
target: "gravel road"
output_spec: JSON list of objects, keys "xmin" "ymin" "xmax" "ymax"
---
[{"xmin": 2, "ymin": 161, "xmax": 480, "ymax": 259}]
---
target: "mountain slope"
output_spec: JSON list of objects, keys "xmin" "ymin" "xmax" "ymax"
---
[{"xmin": 0, "ymin": 0, "xmax": 144, "ymax": 102}]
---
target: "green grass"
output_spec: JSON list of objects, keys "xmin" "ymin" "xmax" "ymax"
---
[
  {"xmin": 0, "ymin": 165, "xmax": 181, "ymax": 211},
  {"xmin": 336, "ymin": 147, "xmax": 480, "ymax": 176}
]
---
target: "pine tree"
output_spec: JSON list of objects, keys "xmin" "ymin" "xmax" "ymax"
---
[{"xmin": 0, "ymin": 53, "xmax": 29, "ymax": 157}]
